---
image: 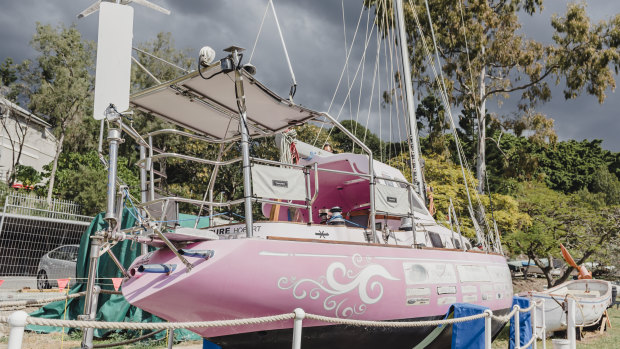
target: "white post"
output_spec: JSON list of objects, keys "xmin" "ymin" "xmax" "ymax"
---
[
  {"xmin": 7, "ymin": 311, "xmax": 28, "ymax": 349},
  {"xmin": 541, "ymin": 301, "xmax": 546, "ymax": 349},
  {"xmin": 484, "ymin": 309, "xmax": 492, "ymax": 349},
  {"xmin": 514, "ymin": 305, "xmax": 521, "ymax": 349},
  {"xmin": 567, "ymin": 298, "xmax": 576, "ymax": 349},
  {"xmin": 292, "ymin": 308, "xmax": 305, "ymax": 349},
  {"xmin": 531, "ymin": 301, "xmax": 537, "ymax": 349},
  {"xmin": 167, "ymin": 329, "xmax": 174, "ymax": 349}
]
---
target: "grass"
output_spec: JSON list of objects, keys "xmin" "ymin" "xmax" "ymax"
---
[{"xmin": 492, "ymin": 306, "xmax": 619, "ymax": 349}]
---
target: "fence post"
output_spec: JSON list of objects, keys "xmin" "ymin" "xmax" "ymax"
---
[
  {"xmin": 7, "ymin": 310, "xmax": 28, "ymax": 349},
  {"xmin": 531, "ymin": 301, "xmax": 537, "ymax": 349},
  {"xmin": 167, "ymin": 329, "xmax": 174, "ymax": 349},
  {"xmin": 541, "ymin": 301, "xmax": 546, "ymax": 349},
  {"xmin": 0, "ymin": 195, "xmax": 9, "ymax": 238},
  {"xmin": 484, "ymin": 309, "xmax": 492, "ymax": 349},
  {"xmin": 292, "ymin": 308, "xmax": 305, "ymax": 349},
  {"xmin": 514, "ymin": 305, "xmax": 521, "ymax": 349},
  {"xmin": 567, "ymin": 298, "xmax": 576, "ymax": 349}
]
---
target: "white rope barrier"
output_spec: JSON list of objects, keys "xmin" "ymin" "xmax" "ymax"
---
[
  {"xmin": 0, "ymin": 292, "xmax": 87, "ymax": 308},
  {"xmin": 1, "ymin": 301, "xmax": 555, "ymax": 349},
  {"xmin": 304, "ymin": 312, "xmax": 487, "ymax": 327}
]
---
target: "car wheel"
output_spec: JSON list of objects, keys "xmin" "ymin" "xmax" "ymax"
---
[{"xmin": 37, "ymin": 270, "xmax": 50, "ymax": 290}]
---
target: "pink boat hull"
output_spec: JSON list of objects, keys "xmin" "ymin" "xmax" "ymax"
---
[{"xmin": 122, "ymin": 237, "xmax": 513, "ymax": 342}]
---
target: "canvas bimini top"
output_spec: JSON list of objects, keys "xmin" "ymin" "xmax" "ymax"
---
[{"xmin": 130, "ymin": 60, "xmax": 321, "ymax": 140}]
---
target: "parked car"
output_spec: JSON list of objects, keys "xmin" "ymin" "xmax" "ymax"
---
[{"xmin": 36, "ymin": 245, "xmax": 79, "ymax": 290}]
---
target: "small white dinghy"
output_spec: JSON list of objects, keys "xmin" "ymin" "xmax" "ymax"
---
[{"xmin": 528, "ymin": 279, "xmax": 612, "ymax": 333}]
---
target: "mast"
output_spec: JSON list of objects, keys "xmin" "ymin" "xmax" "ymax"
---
[{"xmin": 394, "ymin": 0, "xmax": 425, "ymax": 202}]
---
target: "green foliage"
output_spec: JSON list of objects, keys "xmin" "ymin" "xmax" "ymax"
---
[
  {"xmin": 13, "ymin": 164, "xmax": 41, "ymax": 186},
  {"xmin": 590, "ymin": 167, "xmax": 620, "ymax": 205},
  {"xmin": 421, "ymin": 154, "xmax": 529, "ymax": 240},
  {"xmin": 0, "ymin": 57, "xmax": 17, "ymax": 87},
  {"xmin": 39, "ymin": 151, "xmax": 139, "ymax": 216},
  {"xmin": 504, "ymin": 181, "xmax": 619, "ymax": 286}
]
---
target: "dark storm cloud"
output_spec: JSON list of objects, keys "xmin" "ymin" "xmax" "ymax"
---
[{"xmin": 0, "ymin": 0, "xmax": 618, "ymax": 150}]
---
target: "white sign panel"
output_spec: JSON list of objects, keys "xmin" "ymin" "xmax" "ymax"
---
[{"xmin": 93, "ymin": 3, "xmax": 133, "ymax": 119}]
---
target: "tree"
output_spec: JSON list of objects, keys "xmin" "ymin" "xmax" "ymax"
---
[
  {"xmin": 504, "ymin": 181, "xmax": 619, "ymax": 287},
  {"xmin": 17, "ymin": 23, "xmax": 95, "ymax": 204},
  {"xmin": 368, "ymin": 1, "xmax": 619, "ymax": 194},
  {"xmin": 0, "ymin": 100, "xmax": 34, "ymax": 184}
]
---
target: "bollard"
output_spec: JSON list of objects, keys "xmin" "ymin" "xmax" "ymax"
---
[
  {"xmin": 567, "ymin": 298, "xmax": 576, "ymax": 349},
  {"xmin": 484, "ymin": 309, "xmax": 492, "ymax": 349},
  {"xmin": 541, "ymin": 301, "xmax": 546, "ymax": 349},
  {"xmin": 7, "ymin": 311, "xmax": 28, "ymax": 349},
  {"xmin": 292, "ymin": 308, "xmax": 305, "ymax": 349},
  {"xmin": 531, "ymin": 301, "xmax": 537, "ymax": 349},
  {"xmin": 514, "ymin": 305, "xmax": 521, "ymax": 349},
  {"xmin": 167, "ymin": 329, "xmax": 174, "ymax": 349}
]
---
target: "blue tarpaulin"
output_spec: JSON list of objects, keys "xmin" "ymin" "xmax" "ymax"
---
[
  {"xmin": 451, "ymin": 303, "xmax": 489, "ymax": 349},
  {"xmin": 510, "ymin": 296, "xmax": 532, "ymax": 349}
]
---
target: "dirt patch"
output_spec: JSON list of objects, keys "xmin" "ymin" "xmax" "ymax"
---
[{"xmin": 512, "ymin": 277, "xmax": 548, "ymax": 294}]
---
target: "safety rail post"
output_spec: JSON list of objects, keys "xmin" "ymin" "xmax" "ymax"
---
[
  {"xmin": 514, "ymin": 305, "xmax": 521, "ymax": 349},
  {"xmin": 167, "ymin": 329, "xmax": 174, "ymax": 349},
  {"xmin": 531, "ymin": 301, "xmax": 537, "ymax": 349},
  {"xmin": 567, "ymin": 298, "xmax": 576, "ymax": 349},
  {"xmin": 484, "ymin": 309, "xmax": 492, "ymax": 349},
  {"xmin": 541, "ymin": 301, "xmax": 546, "ymax": 349},
  {"xmin": 7, "ymin": 311, "xmax": 28, "ymax": 349},
  {"xmin": 292, "ymin": 308, "xmax": 305, "ymax": 349}
]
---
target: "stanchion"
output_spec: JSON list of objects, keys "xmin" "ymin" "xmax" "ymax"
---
[
  {"xmin": 567, "ymin": 298, "xmax": 576, "ymax": 349},
  {"xmin": 292, "ymin": 308, "xmax": 305, "ymax": 349},
  {"xmin": 514, "ymin": 305, "xmax": 521, "ymax": 349},
  {"xmin": 7, "ymin": 311, "xmax": 28, "ymax": 349},
  {"xmin": 484, "ymin": 309, "xmax": 492, "ymax": 349},
  {"xmin": 541, "ymin": 301, "xmax": 546, "ymax": 349},
  {"xmin": 531, "ymin": 301, "xmax": 537, "ymax": 349},
  {"xmin": 167, "ymin": 329, "xmax": 174, "ymax": 349}
]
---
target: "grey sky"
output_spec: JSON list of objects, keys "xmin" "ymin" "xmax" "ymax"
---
[{"xmin": 0, "ymin": 0, "xmax": 618, "ymax": 151}]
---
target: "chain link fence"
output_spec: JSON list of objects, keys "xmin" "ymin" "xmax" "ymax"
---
[{"xmin": 0, "ymin": 191, "xmax": 93, "ymax": 290}]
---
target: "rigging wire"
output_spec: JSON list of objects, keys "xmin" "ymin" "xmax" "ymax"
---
[
  {"xmin": 248, "ymin": 1, "xmax": 271, "ymax": 64},
  {"xmin": 313, "ymin": 4, "xmax": 367, "ymax": 147},
  {"xmin": 407, "ymin": 0, "xmax": 495, "ymax": 249},
  {"xmin": 248, "ymin": 0, "xmax": 297, "ymax": 100},
  {"xmin": 318, "ymin": 11, "xmax": 379, "ymax": 148},
  {"xmin": 353, "ymin": 5, "xmax": 373, "ymax": 152}
]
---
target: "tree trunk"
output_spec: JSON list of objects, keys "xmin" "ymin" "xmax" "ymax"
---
[
  {"xmin": 46, "ymin": 131, "xmax": 65, "ymax": 206},
  {"xmin": 476, "ymin": 63, "xmax": 486, "ymax": 194}
]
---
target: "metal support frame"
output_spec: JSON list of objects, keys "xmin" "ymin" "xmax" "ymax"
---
[
  {"xmin": 105, "ymin": 126, "xmax": 122, "ymax": 222},
  {"xmin": 81, "ymin": 285, "xmax": 101, "ymax": 349},
  {"xmin": 231, "ymin": 48, "xmax": 254, "ymax": 237}
]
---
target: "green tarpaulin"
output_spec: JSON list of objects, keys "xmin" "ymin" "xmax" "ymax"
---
[{"xmin": 27, "ymin": 209, "xmax": 200, "ymax": 341}]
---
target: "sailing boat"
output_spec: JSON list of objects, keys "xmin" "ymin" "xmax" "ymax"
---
[{"xmin": 104, "ymin": 1, "xmax": 513, "ymax": 348}]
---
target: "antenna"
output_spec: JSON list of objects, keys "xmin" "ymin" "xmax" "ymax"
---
[{"xmin": 77, "ymin": 0, "xmax": 170, "ymax": 19}]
